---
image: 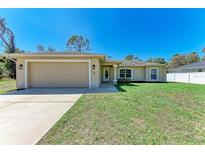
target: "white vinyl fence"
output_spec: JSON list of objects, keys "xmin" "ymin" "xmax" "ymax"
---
[{"xmin": 167, "ymin": 72, "xmax": 205, "ymax": 84}]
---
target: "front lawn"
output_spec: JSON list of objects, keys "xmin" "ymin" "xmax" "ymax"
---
[
  {"xmin": 38, "ymin": 83, "xmax": 205, "ymax": 144},
  {"xmin": 0, "ymin": 78, "xmax": 16, "ymax": 94}
]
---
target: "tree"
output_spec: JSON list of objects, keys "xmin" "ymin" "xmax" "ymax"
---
[
  {"xmin": 0, "ymin": 17, "xmax": 16, "ymax": 78},
  {"xmin": 0, "ymin": 18, "xmax": 15, "ymax": 52},
  {"xmin": 36, "ymin": 44, "xmax": 45, "ymax": 52},
  {"xmin": 146, "ymin": 57, "xmax": 166, "ymax": 64},
  {"xmin": 125, "ymin": 54, "xmax": 135, "ymax": 60},
  {"xmin": 124, "ymin": 54, "xmax": 142, "ymax": 61},
  {"xmin": 15, "ymin": 48, "xmax": 26, "ymax": 53},
  {"xmin": 3, "ymin": 47, "xmax": 25, "ymax": 54},
  {"xmin": 186, "ymin": 52, "xmax": 200, "ymax": 64},
  {"xmin": 0, "ymin": 61, "xmax": 4, "ymax": 78},
  {"xmin": 146, "ymin": 57, "xmax": 154, "ymax": 63},
  {"xmin": 106, "ymin": 55, "xmax": 112, "ymax": 59},
  {"xmin": 169, "ymin": 54, "xmax": 187, "ymax": 68},
  {"xmin": 47, "ymin": 46, "xmax": 56, "ymax": 52},
  {"xmin": 36, "ymin": 45, "xmax": 56, "ymax": 52},
  {"xmin": 0, "ymin": 47, "xmax": 25, "ymax": 78},
  {"xmin": 169, "ymin": 52, "xmax": 201, "ymax": 69},
  {"xmin": 134, "ymin": 56, "xmax": 142, "ymax": 62},
  {"xmin": 202, "ymin": 48, "xmax": 205, "ymax": 60},
  {"xmin": 66, "ymin": 35, "xmax": 90, "ymax": 52}
]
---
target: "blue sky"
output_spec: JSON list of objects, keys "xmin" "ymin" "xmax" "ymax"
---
[{"xmin": 0, "ymin": 8, "xmax": 205, "ymax": 60}]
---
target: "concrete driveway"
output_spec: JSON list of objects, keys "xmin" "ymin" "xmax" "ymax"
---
[{"xmin": 0, "ymin": 88, "xmax": 86, "ymax": 145}]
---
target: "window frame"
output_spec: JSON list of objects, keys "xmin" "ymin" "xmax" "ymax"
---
[
  {"xmin": 118, "ymin": 68, "xmax": 133, "ymax": 80},
  {"xmin": 126, "ymin": 69, "xmax": 132, "ymax": 78},
  {"xmin": 119, "ymin": 69, "xmax": 125, "ymax": 78},
  {"xmin": 149, "ymin": 67, "xmax": 159, "ymax": 81}
]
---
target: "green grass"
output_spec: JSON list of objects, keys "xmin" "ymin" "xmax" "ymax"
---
[
  {"xmin": 0, "ymin": 78, "xmax": 16, "ymax": 94},
  {"xmin": 38, "ymin": 83, "xmax": 205, "ymax": 145}
]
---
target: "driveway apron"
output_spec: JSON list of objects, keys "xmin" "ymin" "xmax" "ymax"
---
[{"xmin": 0, "ymin": 88, "xmax": 85, "ymax": 145}]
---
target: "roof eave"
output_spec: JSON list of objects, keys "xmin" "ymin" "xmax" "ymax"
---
[
  {"xmin": 169, "ymin": 66, "xmax": 205, "ymax": 71},
  {"xmin": 2, "ymin": 53, "xmax": 105, "ymax": 59},
  {"xmin": 145, "ymin": 64, "xmax": 166, "ymax": 67}
]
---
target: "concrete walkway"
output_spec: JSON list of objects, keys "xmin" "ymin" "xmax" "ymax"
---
[
  {"xmin": 0, "ymin": 88, "xmax": 84, "ymax": 145},
  {"xmin": 86, "ymin": 83, "xmax": 118, "ymax": 93}
]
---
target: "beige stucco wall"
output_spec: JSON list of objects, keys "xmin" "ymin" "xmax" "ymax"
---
[
  {"xmin": 16, "ymin": 58, "xmax": 25, "ymax": 89},
  {"xmin": 16, "ymin": 57, "xmax": 101, "ymax": 89},
  {"xmin": 133, "ymin": 67, "xmax": 145, "ymax": 81},
  {"xmin": 110, "ymin": 68, "xmax": 114, "ymax": 81},
  {"xmin": 117, "ymin": 67, "xmax": 145, "ymax": 81},
  {"xmin": 145, "ymin": 66, "xmax": 166, "ymax": 82},
  {"xmin": 118, "ymin": 66, "xmax": 166, "ymax": 82},
  {"xmin": 91, "ymin": 58, "xmax": 101, "ymax": 88}
]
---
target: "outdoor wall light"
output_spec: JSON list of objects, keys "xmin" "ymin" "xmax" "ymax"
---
[
  {"xmin": 18, "ymin": 64, "xmax": 23, "ymax": 70},
  {"xmin": 92, "ymin": 64, "xmax": 96, "ymax": 70}
]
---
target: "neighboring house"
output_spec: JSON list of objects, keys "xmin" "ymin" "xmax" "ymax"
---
[
  {"xmin": 3, "ymin": 52, "xmax": 166, "ymax": 89},
  {"xmin": 168, "ymin": 61, "xmax": 205, "ymax": 73}
]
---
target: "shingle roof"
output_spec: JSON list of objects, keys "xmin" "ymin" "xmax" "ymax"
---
[
  {"xmin": 169, "ymin": 61, "xmax": 205, "ymax": 70},
  {"xmin": 119, "ymin": 61, "xmax": 165, "ymax": 67}
]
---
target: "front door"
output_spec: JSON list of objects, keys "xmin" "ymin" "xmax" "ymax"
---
[{"xmin": 103, "ymin": 68, "xmax": 109, "ymax": 81}]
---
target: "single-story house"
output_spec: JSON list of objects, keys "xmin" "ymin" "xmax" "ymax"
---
[
  {"xmin": 168, "ymin": 61, "xmax": 205, "ymax": 73},
  {"xmin": 3, "ymin": 52, "xmax": 166, "ymax": 89}
]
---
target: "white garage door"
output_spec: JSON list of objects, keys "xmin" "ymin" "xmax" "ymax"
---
[{"xmin": 28, "ymin": 62, "xmax": 89, "ymax": 88}]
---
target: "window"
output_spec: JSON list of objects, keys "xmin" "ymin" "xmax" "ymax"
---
[
  {"xmin": 198, "ymin": 69, "xmax": 203, "ymax": 72},
  {"xmin": 104, "ymin": 70, "xmax": 109, "ymax": 79},
  {"xmin": 151, "ymin": 69, "xmax": 157, "ymax": 80},
  {"xmin": 120, "ymin": 69, "xmax": 125, "ymax": 78},
  {"xmin": 126, "ymin": 69, "xmax": 131, "ymax": 78},
  {"xmin": 119, "ymin": 69, "xmax": 132, "ymax": 78}
]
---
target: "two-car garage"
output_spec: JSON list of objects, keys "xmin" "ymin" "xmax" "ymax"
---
[
  {"xmin": 26, "ymin": 61, "xmax": 90, "ymax": 88},
  {"xmin": 6, "ymin": 53, "xmax": 104, "ymax": 89}
]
